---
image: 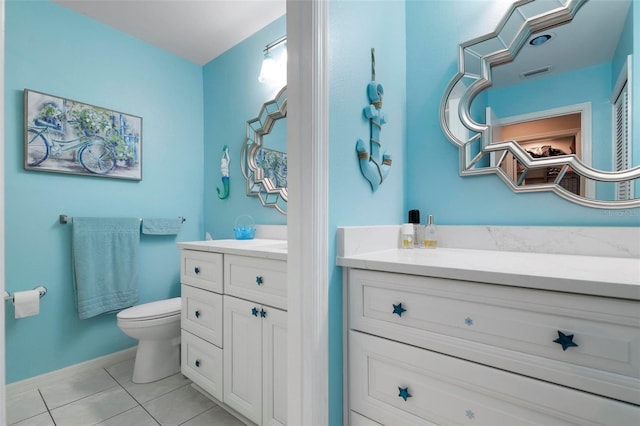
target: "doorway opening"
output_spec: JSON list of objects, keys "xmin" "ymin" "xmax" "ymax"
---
[{"xmin": 490, "ymin": 103, "xmax": 593, "ymax": 198}]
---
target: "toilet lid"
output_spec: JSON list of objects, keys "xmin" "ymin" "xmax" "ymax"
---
[{"xmin": 117, "ymin": 297, "xmax": 181, "ymax": 321}]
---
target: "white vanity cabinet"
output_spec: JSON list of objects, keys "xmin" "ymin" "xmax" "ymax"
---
[
  {"xmin": 178, "ymin": 240, "xmax": 287, "ymax": 426},
  {"xmin": 224, "ymin": 295, "xmax": 288, "ymax": 426},
  {"xmin": 339, "ymin": 239, "xmax": 640, "ymax": 426}
]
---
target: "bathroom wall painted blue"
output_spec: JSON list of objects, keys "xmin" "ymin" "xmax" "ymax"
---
[
  {"xmin": 202, "ymin": 16, "xmax": 287, "ymax": 239},
  {"xmin": 4, "ymin": 0, "xmax": 204, "ymax": 382},
  {"xmin": 406, "ymin": 0, "xmax": 640, "ymax": 225},
  {"xmin": 329, "ymin": 0, "xmax": 406, "ymax": 423},
  {"xmin": 612, "ymin": 0, "xmax": 633, "ymax": 80}
]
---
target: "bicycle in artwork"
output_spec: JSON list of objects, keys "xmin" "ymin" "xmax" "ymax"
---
[{"xmin": 24, "ymin": 89, "xmax": 142, "ymax": 180}]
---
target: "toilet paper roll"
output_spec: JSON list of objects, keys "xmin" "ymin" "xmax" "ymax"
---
[{"xmin": 14, "ymin": 289, "xmax": 40, "ymax": 318}]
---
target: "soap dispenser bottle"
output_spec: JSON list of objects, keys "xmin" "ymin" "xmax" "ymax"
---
[
  {"xmin": 408, "ymin": 209, "xmax": 423, "ymax": 248},
  {"xmin": 424, "ymin": 215, "xmax": 437, "ymax": 249}
]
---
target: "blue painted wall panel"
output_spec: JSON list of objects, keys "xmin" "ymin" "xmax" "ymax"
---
[
  {"xmin": 4, "ymin": 0, "xmax": 204, "ymax": 382},
  {"xmin": 202, "ymin": 16, "xmax": 287, "ymax": 239},
  {"xmin": 329, "ymin": 1, "xmax": 407, "ymax": 424}
]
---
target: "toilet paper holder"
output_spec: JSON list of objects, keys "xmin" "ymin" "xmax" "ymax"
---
[{"xmin": 3, "ymin": 286, "xmax": 47, "ymax": 303}]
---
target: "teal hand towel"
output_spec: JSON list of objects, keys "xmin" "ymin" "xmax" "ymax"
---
[
  {"xmin": 141, "ymin": 218, "xmax": 182, "ymax": 235},
  {"xmin": 72, "ymin": 218, "xmax": 140, "ymax": 319}
]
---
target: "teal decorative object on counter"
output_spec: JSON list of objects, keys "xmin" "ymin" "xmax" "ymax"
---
[{"xmin": 233, "ymin": 214, "xmax": 255, "ymax": 240}]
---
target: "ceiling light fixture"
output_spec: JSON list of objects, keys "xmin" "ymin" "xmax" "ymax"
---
[
  {"xmin": 529, "ymin": 34, "xmax": 552, "ymax": 46},
  {"xmin": 258, "ymin": 35, "xmax": 287, "ymax": 85}
]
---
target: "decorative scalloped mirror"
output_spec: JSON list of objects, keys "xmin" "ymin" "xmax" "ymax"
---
[
  {"xmin": 241, "ymin": 86, "xmax": 287, "ymax": 214},
  {"xmin": 441, "ymin": 0, "xmax": 640, "ymax": 208}
]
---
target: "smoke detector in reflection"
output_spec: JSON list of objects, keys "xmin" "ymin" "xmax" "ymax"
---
[
  {"xmin": 529, "ymin": 34, "xmax": 553, "ymax": 46},
  {"xmin": 520, "ymin": 65, "xmax": 553, "ymax": 79}
]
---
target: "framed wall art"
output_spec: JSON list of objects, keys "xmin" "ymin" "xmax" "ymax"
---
[{"xmin": 24, "ymin": 89, "xmax": 142, "ymax": 180}]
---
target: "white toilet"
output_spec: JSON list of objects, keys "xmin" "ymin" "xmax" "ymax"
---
[{"xmin": 116, "ymin": 297, "xmax": 182, "ymax": 383}]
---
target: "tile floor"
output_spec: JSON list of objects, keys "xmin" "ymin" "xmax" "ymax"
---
[{"xmin": 6, "ymin": 357, "xmax": 245, "ymax": 426}]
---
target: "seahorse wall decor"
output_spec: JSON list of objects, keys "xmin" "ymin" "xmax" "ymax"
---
[
  {"xmin": 356, "ymin": 48, "xmax": 392, "ymax": 191},
  {"xmin": 217, "ymin": 145, "xmax": 230, "ymax": 199}
]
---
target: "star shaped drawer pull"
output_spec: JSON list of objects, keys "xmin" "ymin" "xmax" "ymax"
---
[
  {"xmin": 260, "ymin": 308, "xmax": 267, "ymax": 318},
  {"xmin": 553, "ymin": 330, "xmax": 579, "ymax": 351},
  {"xmin": 251, "ymin": 307, "xmax": 259, "ymax": 317},
  {"xmin": 398, "ymin": 386, "xmax": 412, "ymax": 401},
  {"xmin": 392, "ymin": 303, "xmax": 407, "ymax": 317},
  {"xmin": 256, "ymin": 276, "xmax": 264, "ymax": 285}
]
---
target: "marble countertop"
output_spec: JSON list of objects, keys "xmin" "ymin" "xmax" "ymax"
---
[
  {"xmin": 178, "ymin": 239, "xmax": 287, "ymax": 261},
  {"xmin": 337, "ymin": 248, "xmax": 640, "ymax": 300}
]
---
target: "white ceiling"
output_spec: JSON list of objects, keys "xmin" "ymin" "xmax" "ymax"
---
[{"xmin": 53, "ymin": 0, "xmax": 286, "ymax": 65}]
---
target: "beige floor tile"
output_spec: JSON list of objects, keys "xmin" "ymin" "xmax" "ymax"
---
[
  {"xmin": 49, "ymin": 386, "xmax": 137, "ymax": 426},
  {"xmin": 143, "ymin": 384, "xmax": 215, "ymax": 426},
  {"xmin": 6, "ymin": 388, "xmax": 47, "ymax": 425},
  {"xmin": 105, "ymin": 357, "xmax": 136, "ymax": 385},
  {"xmin": 180, "ymin": 406, "xmax": 246, "ymax": 426},
  {"xmin": 8, "ymin": 412, "xmax": 55, "ymax": 426},
  {"xmin": 39, "ymin": 367, "xmax": 119, "ymax": 409},
  {"xmin": 123, "ymin": 372, "xmax": 192, "ymax": 404},
  {"xmin": 94, "ymin": 406, "xmax": 159, "ymax": 426}
]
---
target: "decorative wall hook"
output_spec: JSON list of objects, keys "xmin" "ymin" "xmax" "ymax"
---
[
  {"xmin": 217, "ymin": 145, "xmax": 230, "ymax": 199},
  {"xmin": 356, "ymin": 48, "xmax": 392, "ymax": 191}
]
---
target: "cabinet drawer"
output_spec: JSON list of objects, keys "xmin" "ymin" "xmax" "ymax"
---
[
  {"xmin": 349, "ymin": 269, "xmax": 640, "ymax": 404},
  {"xmin": 350, "ymin": 411, "xmax": 383, "ymax": 426},
  {"xmin": 181, "ymin": 285, "xmax": 223, "ymax": 347},
  {"xmin": 350, "ymin": 331, "xmax": 640, "ymax": 426},
  {"xmin": 224, "ymin": 254, "xmax": 287, "ymax": 309},
  {"xmin": 181, "ymin": 330, "xmax": 223, "ymax": 401},
  {"xmin": 181, "ymin": 250, "xmax": 223, "ymax": 293}
]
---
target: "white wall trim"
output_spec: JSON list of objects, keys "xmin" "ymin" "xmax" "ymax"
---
[
  {"xmin": 1, "ymin": 0, "xmax": 7, "ymax": 421},
  {"xmin": 286, "ymin": 0, "xmax": 329, "ymax": 425}
]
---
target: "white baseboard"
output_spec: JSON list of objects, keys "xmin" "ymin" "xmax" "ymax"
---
[{"xmin": 6, "ymin": 347, "xmax": 137, "ymax": 395}]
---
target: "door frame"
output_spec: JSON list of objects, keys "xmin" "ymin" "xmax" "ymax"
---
[
  {"xmin": 491, "ymin": 103, "xmax": 594, "ymax": 199},
  {"xmin": 1, "ymin": 0, "xmax": 7, "ymax": 421},
  {"xmin": 286, "ymin": 1, "xmax": 329, "ymax": 425}
]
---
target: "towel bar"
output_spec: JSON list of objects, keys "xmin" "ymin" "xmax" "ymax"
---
[
  {"xmin": 4, "ymin": 286, "xmax": 48, "ymax": 303},
  {"xmin": 59, "ymin": 215, "xmax": 186, "ymax": 224}
]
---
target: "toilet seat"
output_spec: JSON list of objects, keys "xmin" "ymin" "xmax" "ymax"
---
[{"xmin": 117, "ymin": 297, "xmax": 181, "ymax": 321}]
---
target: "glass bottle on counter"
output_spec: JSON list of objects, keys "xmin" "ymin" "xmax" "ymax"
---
[
  {"xmin": 423, "ymin": 215, "xmax": 437, "ymax": 249},
  {"xmin": 400, "ymin": 223, "xmax": 414, "ymax": 249},
  {"xmin": 408, "ymin": 209, "xmax": 423, "ymax": 248}
]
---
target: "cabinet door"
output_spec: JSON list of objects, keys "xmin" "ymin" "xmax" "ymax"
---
[
  {"xmin": 224, "ymin": 295, "xmax": 262, "ymax": 424},
  {"xmin": 262, "ymin": 306, "xmax": 288, "ymax": 426}
]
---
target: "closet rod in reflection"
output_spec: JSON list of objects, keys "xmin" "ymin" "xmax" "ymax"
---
[{"xmin": 58, "ymin": 215, "xmax": 186, "ymax": 225}]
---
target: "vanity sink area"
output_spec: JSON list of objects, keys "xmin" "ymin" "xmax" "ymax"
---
[
  {"xmin": 338, "ymin": 225, "xmax": 640, "ymax": 425},
  {"xmin": 177, "ymin": 237, "xmax": 288, "ymax": 426}
]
